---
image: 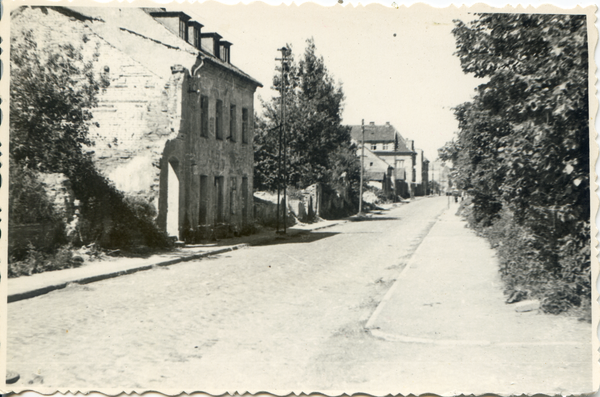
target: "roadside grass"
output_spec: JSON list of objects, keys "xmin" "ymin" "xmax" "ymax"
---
[{"xmin": 457, "ymin": 198, "xmax": 591, "ymax": 322}]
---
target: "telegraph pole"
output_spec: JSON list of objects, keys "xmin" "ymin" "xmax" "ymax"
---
[
  {"xmin": 358, "ymin": 119, "xmax": 365, "ymax": 215},
  {"xmin": 276, "ymin": 46, "xmax": 291, "ymax": 234}
]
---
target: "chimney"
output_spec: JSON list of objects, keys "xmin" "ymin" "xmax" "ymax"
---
[
  {"xmin": 386, "ymin": 121, "xmax": 390, "ymax": 126},
  {"xmin": 201, "ymin": 32, "xmax": 223, "ymax": 57},
  {"xmin": 369, "ymin": 121, "xmax": 375, "ymax": 125}
]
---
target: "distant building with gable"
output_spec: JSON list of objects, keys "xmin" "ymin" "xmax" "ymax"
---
[{"xmin": 349, "ymin": 122, "xmax": 428, "ymax": 199}]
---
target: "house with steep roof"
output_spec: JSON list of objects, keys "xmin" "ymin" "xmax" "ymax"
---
[
  {"xmin": 356, "ymin": 146, "xmax": 394, "ymax": 195},
  {"xmin": 12, "ymin": 6, "xmax": 262, "ymax": 241},
  {"xmin": 349, "ymin": 122, "xmax": 417, "ymax": 198}
]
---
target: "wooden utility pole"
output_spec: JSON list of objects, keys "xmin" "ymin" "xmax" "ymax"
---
[
  {"xmin": 358, "ymin": 119, "xmax": 365, "ymax": 215},
  {"xmin": 276, "ymin": 46, "xmax": 291, "ymax": 234}
]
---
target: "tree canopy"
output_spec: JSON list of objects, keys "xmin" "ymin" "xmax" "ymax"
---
[
  {"xmin": 10, "ymin": 24, "xmax": 169, "ymax": 256},
  {"xmin": 446, "ymin": 14, "xmax": 590, "ymax": 314},
  {"xmin": 254, "ymin": 38, "xmax": 360, "ymax": 198}
]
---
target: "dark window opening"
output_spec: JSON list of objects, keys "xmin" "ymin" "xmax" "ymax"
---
[
  {"xmin": 199, "ymin": 175, "xmax": 208, "ymax": 225},
  {"xmin": 214, "ymin": 176, "xmax": 224, "ymax": 223},
  {"xmin": 242, "ymin": 177, "xmax": 249, "ymax": 223},
  {"xmin": 216, "ymin": 100, "xmax": 223, "ymax": 140},
  {"xmin": 200, "ymin": 96, "xmax": 209, "ymax": 137},
  {"xmin": 230, "ymin": 177, "xmax": 237, "ymax": 215},
  {"xmin": 229, "ymin": 105, "xmax": 237, "ymax": 142},
  {"xmin": 242, "ymin": 108, "xmax": 249, "ymax": 144}
]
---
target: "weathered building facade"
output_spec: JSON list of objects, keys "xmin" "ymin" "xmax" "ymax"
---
[
  {"xmin": 350, "ymin": 122, "xmax": 417, "ymax": 199},
  {"xmin": 13, "ymin": 6, "xmax": 262, "ymax": 241}
]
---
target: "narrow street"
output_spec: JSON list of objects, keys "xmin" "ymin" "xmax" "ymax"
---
[{"xmin": 7, "ymin": 196, "xmax": 591, "ymax": 393}]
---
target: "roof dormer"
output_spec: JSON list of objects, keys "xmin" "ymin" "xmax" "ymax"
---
[
  {"xmin": 201, "ymin": 32, "xmax": 223, "ymax": 58},
  {"xmin": 149, "ymin": 11, "xmax": 192, "ymax": 41},
  {"xmin": 219, "ymin": 41, "xmax": 232, "ymax": 63},
  {"xmin": 187, "ymin": 20, "xmax": 204, "ymax": 49}
]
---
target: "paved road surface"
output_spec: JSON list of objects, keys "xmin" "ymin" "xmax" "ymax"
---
[{"xmin": 7, "ymin": 196, "xmax": 592, "ymax": 393}]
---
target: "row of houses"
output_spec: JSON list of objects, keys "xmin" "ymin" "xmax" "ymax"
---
[
  {"xmin": 13, "ymin": 6, "xmax": 442, "ymax": 246},
  {"xmin": 349, "ymin": 122, "xmax": 430, "ymax": 200}
]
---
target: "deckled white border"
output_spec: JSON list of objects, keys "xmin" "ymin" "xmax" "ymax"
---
[{"xmin": 0, "ymin": 0, "xmax": 597, "ymax": 395}]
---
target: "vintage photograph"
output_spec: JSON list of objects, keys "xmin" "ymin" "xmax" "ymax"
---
[{"xmin": 2, "ymin": 0, "xmax": 596, "ymax": 394}]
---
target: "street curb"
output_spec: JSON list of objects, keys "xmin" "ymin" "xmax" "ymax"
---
[
  {"xmin": 364, "ymin": 211, "xmax": 442, "ymax": 330},
  {"xmin": 309, "ymin": 220, "xmax": 347, "ymax": 231},
  {"xmin": 8, "ymin": 244, "xmax": 248, "ymax": 303},
  {"xmin": 8, "ymin": 219, "xmax": 347, "ymax": 303},
  {"xmin": 368, "ymin": 328, "xmax": 584, "ymax": 346}
]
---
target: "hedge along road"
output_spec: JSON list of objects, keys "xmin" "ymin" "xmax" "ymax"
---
[{"xmin": 6, "ymin": 196, "xmax": 590, "ymax": 394}]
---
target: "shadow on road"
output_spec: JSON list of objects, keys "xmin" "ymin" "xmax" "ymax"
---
[
  {"xmin": 349, "ymin": 216, "xmax": 399, "ymax": 222},
  {"xmin": 250, "ymin": 231, "xmax": 339, "ymax": 246}
]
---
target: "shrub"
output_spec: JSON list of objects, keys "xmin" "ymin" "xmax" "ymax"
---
[
  {"xmin": 9, "ymin": 243, "xmax": 82, "ymax": 278},
  {"xmin": 463, "ymin": 206, "xmax": 590, "ymax": 317}
]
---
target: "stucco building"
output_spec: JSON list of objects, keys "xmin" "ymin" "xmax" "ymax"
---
[
  {"xmin": 12, "ymin": 6, "xmax": 262, "ymax": 241},
  {"xmin": 350, "ymin": 122, "xmax": 418, "ymax": 199}
]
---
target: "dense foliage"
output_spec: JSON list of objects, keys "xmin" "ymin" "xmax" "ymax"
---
[
  {"xmin": 10, "ymin": 25, "xmax": 170, "ymax": 276},
  {"xmin": 445, "ymin": 14, "xmax": 590, "ymax": 315},
  {"xmin": 254, "ymin": 39, "xmax": 361, "ymax": 206}
]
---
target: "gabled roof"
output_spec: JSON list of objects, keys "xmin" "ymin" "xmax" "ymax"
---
[
  {"xmin": 350, "ymin": 124, "xmax": 396, "ymax": 143},
  {"xmin": 64, "ymin": 7, "xmax": 262, "ymax": 87},
  {"xmin": 349, "ymin": 123, "xmax": 413, "ymax": 153}
]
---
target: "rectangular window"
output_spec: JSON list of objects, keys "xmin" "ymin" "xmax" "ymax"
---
[
  {"xmin": 216, "ymin": 100, "xmax": 223, "ymax": 140},
  {"xmin": 200, "ymin": 96, "xmax": 209, "ymax": 137},
  {"xmin": 199, "ymin": 175, "xmax": 208, "ymax": 225},
  {"xmin": 221, "ymin": 47, "xmax": 229, "ymax": 63},
  {"xmin": 370, "ymin": 143, "xmax": 377, "ymax": 150},
  {"xmin": 383, "ymin": 143, "xmax": 389, "ymax": 150},
  {"xmin": 242, "ymin": 108, "xmax": 249, "ymax": 144},
  {"xmin": 194, "ymin": 28, "xmax": 200, "ymax": 48},
  {"xmin": 229, "ymin": 105, "xmax": 237, "ymax": 142},
  {"xmin": 179, "ymin": 19, "xmax": 187, "ymax": 41}
]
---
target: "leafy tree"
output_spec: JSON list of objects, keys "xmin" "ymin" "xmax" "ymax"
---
[
  {"xmin": 10, "ymin": 23, "xmax": 170, "ymax": 257},
  {"xmin": 254, "ymin": 38, "xmax": 359, "ymax": 202},
  {"xmin": 450, "ymin": 14, "xmax": 589, "ymax": 314},
  {"xmin": 10, "ymin": 28, "xmax": 108, "ymax": 174}
]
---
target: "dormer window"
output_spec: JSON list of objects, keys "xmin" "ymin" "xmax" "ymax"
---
[
  {"xmin": 149, "ymin": 11, "xmax": 192, "ymax": 42},
  {"xmin": 179, "ymin": 19, "xmax": 187, "ymax": 41},
  {"xmin": 219, "ymin": 41, "xmax": 232, "ymax": 63},
  {"xmin": 187, "ymin": 21, "xmax": 204, "ymax": 49},
  {"xmin": 201, "ymin": 33, "xmax": 224, "ymax": 58}
]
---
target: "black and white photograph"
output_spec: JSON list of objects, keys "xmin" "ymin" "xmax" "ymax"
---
[{"xmin": 1, "ymin": 0, "xmax": 597, "ymax": 394}]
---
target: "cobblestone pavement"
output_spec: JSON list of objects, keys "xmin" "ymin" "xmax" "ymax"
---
[{"xmin": 6, "ymin": 196, "xmax": 592, "ymax": 394}]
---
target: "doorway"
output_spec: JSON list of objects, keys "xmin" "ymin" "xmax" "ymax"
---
[{"xmin": 166, "ymin": 159, "xmax": 180, "ymax": 238}]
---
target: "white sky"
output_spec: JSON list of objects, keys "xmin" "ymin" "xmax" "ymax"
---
[
  {"xmin": 163, "ymin": 1, "xmax": 596, "ymax": 161},
  {"xmin": 167, "ymin": 2, "xmax": 481, "ymax": 160}
]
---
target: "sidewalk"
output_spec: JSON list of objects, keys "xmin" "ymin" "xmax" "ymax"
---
[
  {"xmin": 365, "ymin": 204, "xmax": 592, "ymax": 386},
  {"xmin": 8, "ymin": 219, "xmax": 346, "ymax": 303}
]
